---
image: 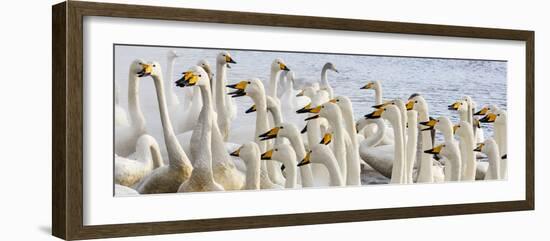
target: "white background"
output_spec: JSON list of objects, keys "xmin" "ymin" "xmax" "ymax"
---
[{"xmin": 0, "ymin": 0, "xmax": 547, "ymax": 240}]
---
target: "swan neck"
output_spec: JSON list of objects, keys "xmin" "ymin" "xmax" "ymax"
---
[
  {"xmin": 127, "ymin": 73, "xmax": 145, "ymax": 131},
  {"xmin": 375, "ymin": 88, "xmax": 382, "ymax": 105},
  {"xmin": 215, "ymin": 62, "xmax": 227, "ymax": 111},
  {"xmin": 151, "ymin": 74, "xmax": 190, "ymax": 168},
  {"xmin": 269, "ymin": 69, "xmax": 279, "ymax": 98},
  {"xmin": 388, "ymin": 114, "xmax": 405, "ymax": 183},
  {"xmin": 245, "ymin": 156, "xmax": 261, "ymax": 189},
  {"xmin": 321, "ymin": 65, "xmax": 329, "ymax": 85},
  {"xmin": 324, "ymin": 155, "xmax": 344, "ymax": 186},
  {"xmin": 165, "ymin": 56, "xmax": 178, "ymax": 106},
  {"xmin": 365, "ymin": 119, "xmax": 386, "ymax": 147}
]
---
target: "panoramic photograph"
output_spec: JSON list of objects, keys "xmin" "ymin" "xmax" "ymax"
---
[{"xmin": 113, "ymin": 44, "xmax": 507, "ymax": 196}]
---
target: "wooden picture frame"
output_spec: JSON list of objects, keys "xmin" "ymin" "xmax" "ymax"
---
[{"xmin": 52, "ymin": 1, "xmax": 535, "ymax": 240}]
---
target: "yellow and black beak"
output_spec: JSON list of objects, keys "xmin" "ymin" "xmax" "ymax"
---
[
  {"xmin": 474, "ymin": 107, "xmax": 489, "ymax": 116},
  {"xmin": 453, "ymin": 124, "xmax": 460, "ymax": 134},
  {"xmin": 296, "ymin": 103, "xmax": 312, "ymax": 114},
  {"xmin": 230, "ymin": 147, "xmax": 242, "ymax": 157},
  {"xmin": 364, "ymin": 108, "xmax": 384, "ymax": 119},
  {"xmin": 296, "ymin": 89, "xmax": 305, "ymax": 97},
  {"xmin": 297, "ymin": 151, "xmax": 312, "ymax": 166},
  {"xmin": 479, "ymin": 113, "xmax": 497, "ymax": 123},
  {"xmin": 303, "ymin": 106, "xmax": 322, "ymax": 121},
  {"xmin": 261, "ymin": 149, "xmax": 273, "ymax": 160},
  {"xmin": 137, "ymin": 63, "xmax": 153, "ymax": 77},
  {"xmin": 473, "ymin": 143, "xmax": 484, "ymax": 152},
  {"xmin": 259, "ymin": 127, "xmax": 280, "ymax": 141},
  {"xmin": 448, "ymin": 101, "xmax": 461, "ymax": 110},
  {"xmin": 320, "ymin": 133, "xmax": 332, "ymax": 145},
  {"xmin": 245, "ymin": 105, "xmax": 257, "ymax": 114},
  {"xmin": 419, "ymin": 117, "xmax": 437, "ymax": 131},
  {"xmin": 279, "ymin": 63, "xmax": 290, "ymax": 71},
  {"xmin": 226, "ymin": 81, "xmax": 248, "ymax": 98},
  {"xmin": 406, "ymin": 100, "xmax": 415, "ymax": 110},
  {"xmin": 372, "ymin": 102, "xmax": 390, "ymax": 109},
  {"xmin": 225, "ymin": 55, "xmax": 237, "ymax": 68},
  {"xmin": 175, "ymin": 71, "xmax": 199, "ymax": 87},
  {"xmin": 360, "ymin": 82, "xmax": 374, "ymax": 90},
  {"xmin": 424, "ymin": 144, "xmax": 443, "ymax": 155}
]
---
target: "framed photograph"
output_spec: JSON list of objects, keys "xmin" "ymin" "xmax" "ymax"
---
[{"xmin": 52, "ymin": 1, "xmax": 534, "ymax": 240}]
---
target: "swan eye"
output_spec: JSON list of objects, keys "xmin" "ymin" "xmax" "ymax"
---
[
  {"xmin": 248, "ymin": 81, "xmax": 251, "ymax": 84},
  {"xmin": 415, "ymin": 101, "xmax": 418, "ymax": 103},
  {"xmin": 275, "ymin": 149, "xmax": 278, "ymax": 151},
  {"xmin": 198, "ymin": 75, "xmax": 202, "ymax": 77},
  {"xmin": 280, "ymin": 126, "xmax": 284, "ymax": 129},
  {"xmin": 497, "ymin": 114, "xmax": 500, "ymax": 116},
  {"xmin": 153, "ymin": 64, "xmax": 156, "ymax": 67}
]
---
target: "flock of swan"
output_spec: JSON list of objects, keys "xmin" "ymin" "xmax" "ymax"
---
[{"xmin": 114, "ymin": 50, "xmax": 507, "ymax": 195}]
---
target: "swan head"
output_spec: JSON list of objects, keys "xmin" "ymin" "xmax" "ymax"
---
[
  {"xmin": 196, "ymin": 59, "xmax": 214, "ymax": 80},
  {"xmin": 175, "ymin": 66, "xmax": 209, "ymax": 87},
  {"xmin": 261, "ymin": 143, "xmax": 295, "ymax": 164},
  {"xmin": 137, "ymin": 61, "xmax": 162, "ymax": 78},
  {"xmin": 130, "ymin": 59, "xmax": 147, "ymax": 76},
  {"xmin": 473, "ymin": 138, "xmax": 498, "ymax": 155},
  {"xmin": 420, "ymin": 116, "xmax": 453, "ymax": 134},
  {"xmin": 296, "ymin": 86, "xmax": 316, "ymax": 98},
  {"xmin": 259, "ymin": 123, "xmax": 298, "ymax": 141},
  {"xmin": 227, "ymin": 78, "xmax": 265, "ymax": 98},
  {"xmin": 448, "ymin": 99, "xmax": 468, "ymax": 113},
  {"xmin": 424, "ymin": 141, "xmax": 458, "ymax": 159},
  {"xmin": 300, "ymin": 102, "xmax": 340, "ymax": 122},
  {"xmin": 298, "ymin": 144, "xmax": 331, "ymax": 166},
  {"xmin": 453, "ymin": 120, "xmax": 473, "ymax": 135},
  {"xmin": 271, "ymin": 58, "xmax": 290, "ymax": 72},
  {"xmin": 474, "ymin": 104, "xmax": 500, "ymax": 116},
  {"xmin": 230, "ymin": 142, "xmax": 260, "ymax": 163},
  {"xmin": 323, "ymin": 62, "xmax": 339, "ymax": 73},
  {"xmin": 330, "ymin": 96, "xmax": 352, "ymax": 112},
  {"xmin": 365, "ymin": 104, "xmax": 399, "ymax": 121},
  {"xmin": 167, "ymin": 50, "xmax": 182, "ymax": 59},
  {"xmin": 217, "ymin": 51, "xmax": 237, "ymax": 68},
  {"xmin": 360, "ymin": 80, "xmax": 380, "ymax": 90},
  {"xmin": 479, "ymin": 109, "xmax": 506, "ymax": 125},
  {"xmin": 406, "ymin": 93, "xmax": 428, "ymax": 113}
]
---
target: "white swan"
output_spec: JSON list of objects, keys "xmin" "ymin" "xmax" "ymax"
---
[
  {"xmin": 479, "ymin": 109, "xmax": 507, "ymax": 179},
  {"xmin": 178, "ymin": 76, "xmax": 224, "ymax": 192},
  {"xmin": 115, "ymin": 59, "xmax": 148, "ymax": 157},
  {"xmin": 230, "ymin": 142, "xmax": 262, "ymax": 190},
  {"xmin": 298, "ymin": 144, "xmax": 344, "ymax": 186},
  {"xmin": 172, "ymin": 59, "xmax": 211, "ymax": 134},
  {"xmin": 134, "ymin": 62, "xmax": 193, "ymax": 194},
  {"xmin": 319, "ymin": 62, "xmax": 339, "ymax": 98},
  {"xmin": 454, "ymin": 121, "xmax": 477, "ymax": 181},
  {"xmin": 405, "ymin": 110, "xmax": 418, "ymax": 184},
  {"xmin": 214, "ymin": 51, "xmax": 237, "ymax": 140},
  {"xmin": 304, "ymin": 102, "xmax": 362, "ymax": 185},
  {"xmin": 365, "ymin": 105, "xmax": 406, "ymax": 184},
  {"xmin": 177, "ymin": 66, "xmax": 245, "ymax": 191},
  {"xmin": 424, "ymin": 140, "xmax": 462, "ymax": 182},
  {"xmin": 258, "ymin": 123, "xmax": 315, "ymax": 187},
  {"xmin": 474, "ymin": 138, "xmax": 501, "ymax": 180},
  {"xmin": 262, "ymin": 143, "xmax": 298, "ymax": 188},
  {"xmin": 418, "ymin": 116, "xmax": 454, "ymax": 182},
  {"xmin": 267, "ymin": 58, "xmax": 290, "ymax": 100},
  {"xmin": 165, "ymin": 50, "xmax": 182, "ymax": 107},
  {"xmin": 359, "ymin": 80, "xmax": 393, "ymax": 145},
  {"xmin": 115, "ymin": 134, "xmax": 164, "ymax": 187},
  {"xmin": 406, "ymin": 94, "xmax": 439, "ymax": 183},
  {"xmin": 227, "ymin": 78, "xmax": 282, "ymax": 189}
]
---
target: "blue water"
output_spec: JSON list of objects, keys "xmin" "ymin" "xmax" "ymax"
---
[{"xmin": 114, "ymin": 45, "xmax": 506, "ymax": 144}]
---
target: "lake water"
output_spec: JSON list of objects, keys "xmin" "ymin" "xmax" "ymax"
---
[{"xmin": 114, "ymin": 45, "xmax": 506, "ymax": 149}]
